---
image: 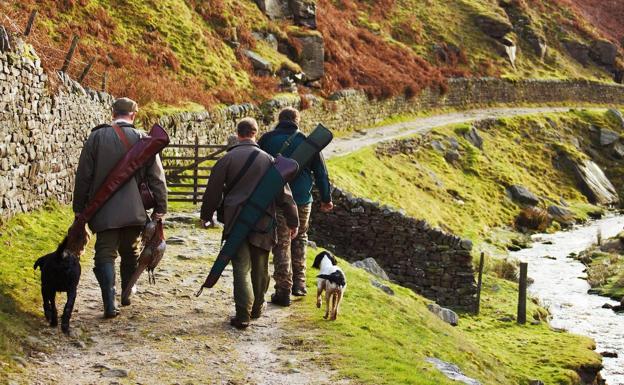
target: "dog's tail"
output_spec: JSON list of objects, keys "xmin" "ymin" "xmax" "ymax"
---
[
  {"xmin": 33, "ymin": 256, "xmax": 47, "ymax": 270},
  {"xmin": 317, "ymin": 271, "xmax": 346, "ymax": 287}
]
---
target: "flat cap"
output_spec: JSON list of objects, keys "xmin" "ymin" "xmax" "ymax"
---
[{"xmin": 112, "ymin": 97, "xmax": 138, "ymax": 115}]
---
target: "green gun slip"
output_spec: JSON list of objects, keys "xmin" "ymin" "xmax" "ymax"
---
[{"xmin": 196, "ymin": 124, "xmax": 334, "ymax": 294}]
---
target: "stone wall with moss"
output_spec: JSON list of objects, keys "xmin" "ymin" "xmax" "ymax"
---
[
  {"xmin": 309, "ymin": 188, "xmax": 477, "ymax": 310},
  {"xmin": 157, "ymin": 78, "xmax": 624, "ymax": 147},
  {"xmin": 0, "ymin": 42, "xmax": 112, "ymax": 220}
]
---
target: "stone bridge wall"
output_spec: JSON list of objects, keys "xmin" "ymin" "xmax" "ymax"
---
[{"xmin": 309, "ymin": 188, "xmax": 477, "ymax": 310}]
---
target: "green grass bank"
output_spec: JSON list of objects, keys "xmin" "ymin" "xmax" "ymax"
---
[{"xmin": 292, "ymin": 248, "xmax": 601, "ymax": 385}]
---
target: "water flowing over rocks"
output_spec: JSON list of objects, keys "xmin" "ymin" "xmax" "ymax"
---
[{"xmin": 512, "ymin": 216, "xmax": 624, "ymax": 384}]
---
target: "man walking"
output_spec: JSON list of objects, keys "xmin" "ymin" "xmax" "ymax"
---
[
  {"xmin": 73, "ymin": 97, "xmax": 168, "ymax": 318},
  {"xmin": 200, "ymin": 118, "xmax": 299, "ymax": 329},
  {"xmin": 258, "ymin": 107, "xmax": 333, "ymax": 306}
]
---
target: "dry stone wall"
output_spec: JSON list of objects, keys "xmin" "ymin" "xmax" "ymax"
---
[
  {"xmin": 0, "ymin": 41, "xmax": 112, "ymax": 220},
  {"xmin": 159, "ymin": 78, "xmax": 624, "ymax": 147},
  {"xmin": 309, "ymin": 188, "xmax": 478, "ymax": 310}
]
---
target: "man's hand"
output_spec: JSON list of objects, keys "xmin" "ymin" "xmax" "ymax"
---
[
  {"xmin": 151, "ymin": 212, "xmax": 165, "ymax": 221},
  {"xmin": 289, "ymin": 227, "xmax": 299, "ymax": 240},
  {"xmin": 200, "ymin": 219, "xmax": 214, "ymax": 229},
  {"xmin": 320, "ymin": 202, "xmax": 334, "ymax": 213}
]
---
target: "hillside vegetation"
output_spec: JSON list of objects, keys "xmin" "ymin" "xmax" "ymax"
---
[
  {"xmin": 327, "ymin": 109, "xmax": 624, "ymax": 248},
  {"xmin": 2, "ymin": 0, "xmax": 624, "ymax": 114}
]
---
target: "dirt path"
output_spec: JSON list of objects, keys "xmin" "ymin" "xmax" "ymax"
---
[
  {"xmin": 11, "ymin": 215, "xmax": 343, "ymax": 385},
  {"xmin": 324, "ymin": 106, "xmax": 596, "ymax": 158}
]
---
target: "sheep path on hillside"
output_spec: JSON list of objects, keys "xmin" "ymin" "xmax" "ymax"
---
[{"xmin": 11, "ymin": 219, "xmax": 348, "ymax": 385}]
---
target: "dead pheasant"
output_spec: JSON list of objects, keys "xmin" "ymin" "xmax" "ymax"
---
[{"xmin": 121, "ymin": 218, "xmax": 166, "ymax": 303}]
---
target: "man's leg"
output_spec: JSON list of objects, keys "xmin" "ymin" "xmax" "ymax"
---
[
  {"xmin": 271, "ymin": 209, "xmax": 292, "ymax": 306},
  {"xmin": 118, "ymin": 226, "xmax": 143, "ymax": 306},
  {"xmin": 231, "ymin": 241, "xmax": 253, "ymax": 327},
  {"xmin": 250, "ymin": 245, "xmax": 270, "ymax": 319},
  {"xmin": 291, "ymin": 203, "xmax": 312, "ymax": 296},
  {"xmin": 93, "ymin": 229, "xmax": 120, "ymax": 318}
]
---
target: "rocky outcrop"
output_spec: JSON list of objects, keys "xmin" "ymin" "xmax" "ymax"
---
[
  {"xmin": 244, "ymin": 50, "xmax": 272, "ymax": 74},
  {"xmin": 564, "ymin": 40, "xmax": 591, "ymax": 66},
  {"xmin": 474, "ymin": 14, "xmax": 513, "ymax": 39},
  {"xmin": 254, "ymin": 0, "xmax": 317, "ymax": 28},
  {"xmin": 590, "ymin": 40, "xmax": 618, "ymax": 67},
  {"xmin": 352, "ymin": 257, "xmax": 390, "ymax": 280},
  {"xmin": 427, "ymin": 303, "xmax": 459, "ymax": 326},
  {"xmin": 254, "ymin": 0, "xmax": 291, "ymax": 19},
  {"xmin": 607, "ymin": 108, "xmax": 624, "ymax": 128},
  {"xmin": 500, "ymin": 0, "xmax": 547, "ymax": 58},
  {"xmin": 291, "ymin": 33, "xmax": 324, "ymax": 81},
  {"xmin": 599, "ymin": 128, "xmax": 620, "ymax": 146},
  {"xmin": 290, "ymin": 0, "xmax": 317, "ymax": 28},
  {"xmin": 547, "ymin": 205, "xmax": 574, "ymax": 226},
  {"xmin": 507, "ymin": 185, "xmax": 540, "ymax": 206},
  {"xmin": 464, "ymin": 127, "xmax": 484, "ymax": 149},
  {"xmin": 572, "ymin": 160, "xmax": 619, "ymax": 206}
]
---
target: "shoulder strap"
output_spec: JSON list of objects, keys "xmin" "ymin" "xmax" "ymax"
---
[
  {"xmin": 224, "ymin": 150, "xmax": 260, "ymax": 195},
  {"xmin": 112, "ymin": 123, "xmax": 132, "ymax": 151},
  {"xmin": 277, "ymin": 131, "xmax": 302, "ymax": 155}
]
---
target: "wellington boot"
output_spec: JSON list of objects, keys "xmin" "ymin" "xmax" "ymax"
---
[
  {"xmin": 93, "ymin": 263, "xmax": 119, "ymax": 318},
  {"xmin": 120, "ymin": 262, "xmax": 137, "ymax": 307}
]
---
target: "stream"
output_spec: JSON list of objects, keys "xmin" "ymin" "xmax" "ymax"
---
[{"xmin": 510, "ymin": 215, "xmax": 624, "ymax": 385}]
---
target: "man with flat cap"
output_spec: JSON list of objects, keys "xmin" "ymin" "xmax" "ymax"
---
[{"xmin": 73, "ymin": 97, "xmax": 168, "ymax": 319}]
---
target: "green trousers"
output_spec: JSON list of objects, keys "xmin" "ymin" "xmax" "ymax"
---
[
  {"xmin": 231, "ymin": 241, "xmax": 270, "ymax": 322},
  {"xmin": 94, "ymin": 226, "xmax": 142, "ymax": 290}
]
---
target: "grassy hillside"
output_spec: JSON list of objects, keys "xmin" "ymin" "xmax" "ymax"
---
[
  {"xmin": 294, "ymin": 247, "xmax": 601, "ymax": 385},
  {"xmin": 327, "ymin": 109, "xmax": 624, "ymax": 247},
  {"xmin": 2, "ymin": 0, "xmax": 623, "ymax": 113}
]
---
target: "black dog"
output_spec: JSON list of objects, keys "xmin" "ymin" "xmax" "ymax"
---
[{"xmin": 33, "ymin": 237, "xmax": 81, "ymax": 334}]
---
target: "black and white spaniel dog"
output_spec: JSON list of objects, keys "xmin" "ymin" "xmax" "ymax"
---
[{"xmin": 312, "ymin": 251, "xmax": 346, "ymax": 321}]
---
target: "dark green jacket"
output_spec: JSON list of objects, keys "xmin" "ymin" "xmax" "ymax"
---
[{"xmin": 258, "ymin": 121, "xmax": 331, "ymax": 205}]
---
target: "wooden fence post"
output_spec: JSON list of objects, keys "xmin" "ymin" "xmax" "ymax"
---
[
  {"xmin": 60, "ymin": 35, "xmax": 79, "ymax": 73},
  {"xmin": 77, "ymin": 57, "xmax": 95, "ymax": 83},
  {"xmin": 517, "ymin": 262, "xmax": 528, "ymax": 324},
  {"xmin": 24, "ymin": 10, "xmax": 37, "ymax": 36},
  {"xmin": 193, "ymin": 136, "xmax": 199, "ymax": 204},
  {"xmin": 475, "ymin": 252, "xmax": 485, "ymax": 315},
  {"xmin": 101, "ymin": 71, "xmax": 108, "ymax": 92}
]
